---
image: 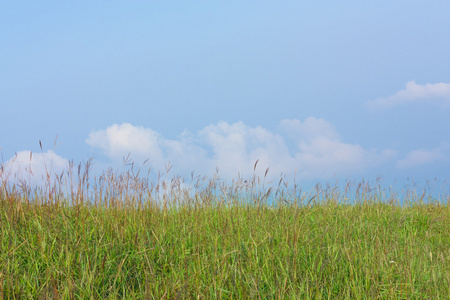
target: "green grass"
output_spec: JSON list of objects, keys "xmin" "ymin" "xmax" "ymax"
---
[{"xmin": 1, "ymin": 161, "xmax": 449, "ymax": 299}]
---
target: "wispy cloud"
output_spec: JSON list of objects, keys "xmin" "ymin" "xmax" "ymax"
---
[
  {"xmin": 86, "ymin": 118, "xmax": 396, "ymax": 180},
  {"xmin": 397, "ymin": 143, "xmax": 450, "ymax": 169},
  {"xmin": 366, "ymin": 81, "xmax": 450, "ymax": 111}
]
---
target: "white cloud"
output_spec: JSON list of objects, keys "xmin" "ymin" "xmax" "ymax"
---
[
  {"xmin": 280, "ymin": 118, "xmax": 397, "ymax": 178},
  {"xmin": 279, "ymin": 117, "xmax": 340, "ymax": 141},
  {"xmin": 1, "ymin": 150, "xmax": 69, "ymax": 185},
  {"xmin": 87, "ymin": 118, "xmax": 396, "ymax": 180},
  {"xmin": 86, "ymin": 123, "xmax": 209, "ymax": 172},
  {"xmin": 86, "ymin": 123, "xmax": 164, "ymax": 161},
  {"xmin": 198, "ymin": 121, "xmax": 292, "ymax": 177},
  {"xmin": 397, "ymin": 143, "xmax": 450, "ymax": 169},
  {"xmin": 366, "ymin": 81, "xmax": 450, "ymax": 111}
]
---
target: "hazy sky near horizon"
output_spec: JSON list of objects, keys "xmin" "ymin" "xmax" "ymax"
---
[{"xmin": 1, "ymin": 1, "xmax": 449, "ymax": 190}]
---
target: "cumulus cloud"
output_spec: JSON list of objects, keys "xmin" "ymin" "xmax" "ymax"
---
[
  {"xmin": 279, "ymin": 117, "xmax": 340, "ymax": 141},
  {"xmin": 397, "ymin": 143, "xmax": 450, "ymax": 169},
  {"xmin": 1, "ymin": 150, "xmax": 69, "ymax": 185},
  {"xmin": 87, "ymin": 118, "xmax": 396, "ymax": 180},
  {"xmin": 280, "ymin": 117, "xmax": 397, "ymax": 178},
  {"xmin": 86, "ymin": 123, "xmax": 209, "ymax": 172},
  {"xmin": 86, "ymin": 123, "xmax": 164, "ymax": 161},
  {"xmin": 366, "ymin": 81, "xmax": 450, "ymax": 111}
]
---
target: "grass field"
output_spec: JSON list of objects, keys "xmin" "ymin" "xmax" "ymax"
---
[{"xmin": 1, "ymin": 159, "xmax": 449, "ymax": 299}]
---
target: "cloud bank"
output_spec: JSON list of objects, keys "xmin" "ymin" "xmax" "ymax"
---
[
  {"xmin": 366, "ymin": 81, "xmax": 450, "ymax": 111},
  {"xmin": 86, "ymin": 118, "xmax": 397, "ymax": 180},
  {"xmin": 4, "ymin": 118, "xmax": 446, "ymax": 185}
]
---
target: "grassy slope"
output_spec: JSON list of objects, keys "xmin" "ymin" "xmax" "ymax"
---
[{"xmin": 1, "ymin": 192, "xmax": 450, "ymax": 299}]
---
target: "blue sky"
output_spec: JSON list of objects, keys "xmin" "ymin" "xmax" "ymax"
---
[{"xmin": 1, "ymin": 2, "xmax": 449, "ymax": 194}]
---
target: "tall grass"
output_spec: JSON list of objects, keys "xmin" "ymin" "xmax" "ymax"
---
[{"xmin": 1, "ymin": 155, "xmax": 449, "ymax": 299}]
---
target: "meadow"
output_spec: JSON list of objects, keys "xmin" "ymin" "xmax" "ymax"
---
[{"xmin": 1, "ymin": 158, "xmax": 449, "ymax": 299}]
